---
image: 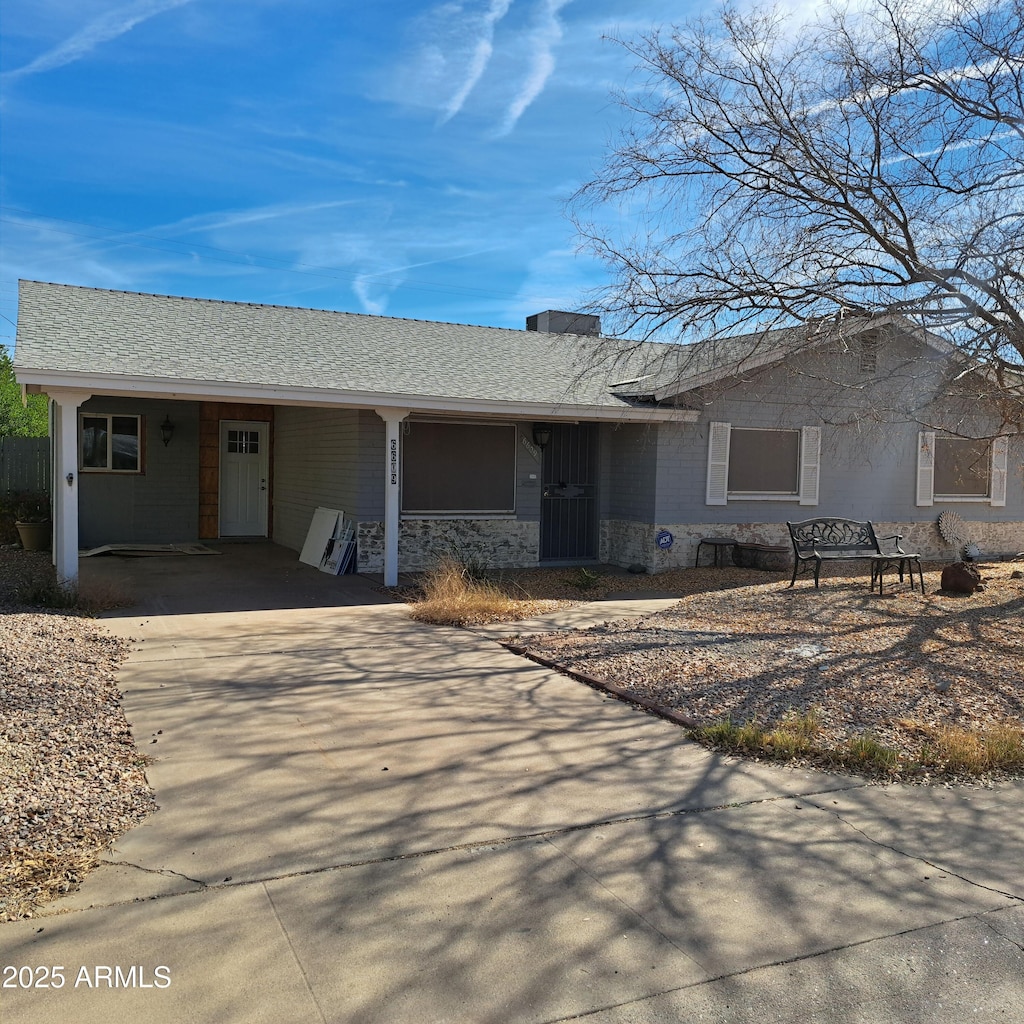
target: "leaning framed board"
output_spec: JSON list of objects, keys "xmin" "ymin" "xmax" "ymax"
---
[
  {"xmin": 299, "ymin": 507, "xmax": 342, "ymax": 568},
  {"xmin": 298, "ymin": 507, "xmax": 356, "ymax": 575}
]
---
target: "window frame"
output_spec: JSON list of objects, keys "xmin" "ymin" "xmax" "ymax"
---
[
  {"xmin": 726, "ymin": 427, "xmax": 802, "ymax": 499},
  {"xmin": 79, "ymin": 413, "xmax": 144, "ymax": 475},
  {"xmin": 933, "ymin": 436, "xmax": 991, "ymax": 500},
  {"xmin": 706, "ymin": 422, "xmax": 820, "ymax": 506},
  {"xmin": 917, "ymin": 431, "xmax": 1008, "ymax": 507},
  {"xmin": 400, "ymin": 419, "xmax": 518, "ymax": 517}
]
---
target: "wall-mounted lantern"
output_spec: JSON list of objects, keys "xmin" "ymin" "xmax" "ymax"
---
[
  {"xmin": 160, "ymin": 415, "xmax": 175, "ymax": 447},
  {"xmin": 532, "ymin": 424, "xmax": 552, "ymax": 450}
]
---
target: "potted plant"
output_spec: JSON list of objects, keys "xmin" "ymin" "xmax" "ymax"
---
[{"xmin": 13, "ymin": 491, "xmax": 52, "ymax": 551}]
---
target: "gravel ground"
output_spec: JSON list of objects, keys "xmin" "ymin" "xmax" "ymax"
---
[
  {"xmin": 512, "ymin": 561, "xmax": 1024, "ymax": 776},
  {"xmin": 0, "ymin": 550, "xmax": 156, "ymax": 921}
]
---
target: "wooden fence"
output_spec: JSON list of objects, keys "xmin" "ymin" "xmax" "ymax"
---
[{"xmin": 0, "ymin": 436, "xmax": 51, "ymax": 494}]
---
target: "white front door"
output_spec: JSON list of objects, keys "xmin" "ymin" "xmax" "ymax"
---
[{"xmin": 219, "ymin": 420, "xmax": 269, "ymax": 536}]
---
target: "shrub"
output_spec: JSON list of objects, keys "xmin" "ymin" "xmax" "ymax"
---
[
  {"xmin": 568, "ymin": 566, "xmax": 603, "ymax": 591},
  {"xmin": 409, "ymin": 556, "xmax": 523, "ymax": 626}
]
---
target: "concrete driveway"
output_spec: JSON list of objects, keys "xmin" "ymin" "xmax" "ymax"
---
[{"xmin": 2, "ymin": 545, "xmax": 1022, "ymax": 1023}]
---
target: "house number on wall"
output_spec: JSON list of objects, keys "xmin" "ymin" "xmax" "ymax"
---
[{"xmin": 389, "ymin": 438, "xmax": 398, "ymax": 486}]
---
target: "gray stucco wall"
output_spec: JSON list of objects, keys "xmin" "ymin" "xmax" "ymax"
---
[
  {"xmin": 599, "ymin": 422, "xmax": 658, "ymax": 522},
  {"xmin": 603, "ymin": 335, "xmax": 1024, "ymax": 571},
  {"xmin": 78, "ymin": 397, "xmax": 200, "ymax": 547},
  {"xmin": 649, "ymin": 336, "xmax": 1023, "ymax": 538}
]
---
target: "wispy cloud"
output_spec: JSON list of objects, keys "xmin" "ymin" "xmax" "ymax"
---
[
  {"xmin": 2, "ymin": 0, "xmax": 195, "ymax": 82},
  {"xmin": 494, "ymin": 0, "xmax": 571, "ymax": 136},
  {"xmin": 153, "ymin": 200, "xmax": 364, "ymax": 238},
  {"xmin": 389, "ymin": 0, "xmax": 572, "ymax": 136},
  {"xmin": 440, "ymin": 0, "xmax": 515, "ymax": 123}
]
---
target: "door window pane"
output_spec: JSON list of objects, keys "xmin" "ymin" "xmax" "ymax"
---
[{"xmin": 227, "ymin": 429, "xmax": 260, "ymax": 454}]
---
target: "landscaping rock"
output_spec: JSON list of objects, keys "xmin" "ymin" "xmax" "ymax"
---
[{"xmin": 940, "ymin": 561, "xmax": 983, "ymax": 594}]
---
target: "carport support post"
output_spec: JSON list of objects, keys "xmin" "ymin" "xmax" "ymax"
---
[
  {"xmin": 49, "ymin": 389, "xmax": 92, "ymax": 587},
  {"xmin": 376, "ymin": 407, "xmax": 409, "ymax": 588}
]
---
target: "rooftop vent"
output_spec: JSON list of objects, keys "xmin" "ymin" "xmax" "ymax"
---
[{"xmin": 526, "ymin": 310, "xmax": 601, "ymax": 336}]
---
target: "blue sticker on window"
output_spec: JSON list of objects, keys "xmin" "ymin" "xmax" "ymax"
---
[{"xmin": 656, "ymin": 530, "xmax": 674, "ymax": 550}]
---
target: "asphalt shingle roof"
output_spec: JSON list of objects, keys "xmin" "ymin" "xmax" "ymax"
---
[{"xmin": 15, "ymin": 281, "xmax": 656, "ymax": 411}]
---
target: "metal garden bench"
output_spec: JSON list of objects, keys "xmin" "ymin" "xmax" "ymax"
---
[{"xmin": 786, "ymin": 518, "xmax": 925, "ymax": 593}]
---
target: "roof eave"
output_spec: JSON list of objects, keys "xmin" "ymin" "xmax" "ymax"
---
[{"xmin": 16, "ymin": 368, "xmax": 696, "ymax": 423}]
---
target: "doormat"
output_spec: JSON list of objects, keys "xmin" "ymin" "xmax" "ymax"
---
[{"xmin": 81, "ymin": 543, "xmax": 222, "ymax": 557}]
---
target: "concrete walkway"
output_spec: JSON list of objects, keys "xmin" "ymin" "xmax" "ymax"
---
[{"xmin": 2, "ymin": 547, "xmax": 1022, "ymax": 1023}]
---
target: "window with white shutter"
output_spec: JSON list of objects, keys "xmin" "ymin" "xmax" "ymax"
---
[
  {"xmin": 991, "ymin": 436, "xmax": 1008, "ymax": 507},
  {"xmin": 705, "ymin": 422, "xmax": 730, "ymax": 505},
  {"xmin": 799, "ymin": 426, "xmax": 821, "ymax": 506},
  {"xmin": 705, "ymin": 423, "xmax": 819, "ymax": 505},
  {"xmin": 916, "ymin": 431, "xmax": 935, "ymax": 506},
  {"xmin": 919, "ymin": 432, "xmax": 1006, "ymax": 506}
]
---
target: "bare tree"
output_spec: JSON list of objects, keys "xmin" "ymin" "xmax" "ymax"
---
[{"xmin": 572, "ymin": 0, "xmax": 1024, "ymax": 421}]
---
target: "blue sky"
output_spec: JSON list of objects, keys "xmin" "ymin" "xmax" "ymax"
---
[{"xmin": 0, "ymin": 0, "xmax": 702, "ymax": 350}]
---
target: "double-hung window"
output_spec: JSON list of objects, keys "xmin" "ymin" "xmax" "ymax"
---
[
  {"xmin": 916, "ymin": 432, "xmax": 1007, "ymax": 506},
  {"xmin": 706, "ymin": 422, "xmax": 820, "ymax": 506},
  {"xmin": 80, "ymin": 414, "xmax": 142, "ymax": 473}
]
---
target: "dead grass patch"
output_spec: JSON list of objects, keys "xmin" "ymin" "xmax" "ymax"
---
[
  {"xmin": 0, "ymin": 849, "xmax": 101, "ymax": 922},
  {"xmin": 16, "ymin": 577, "xmax": 132, "ymax": 616},
  {"xmin": 692, "ymin": 710, "xmax": 825, "ymax": 763},
  {"xmin": 692, "ymin": 716, "xmax": 1024, "ymax": 780},
  {"xmin": 915, "ymin": 722, "xmax": 1024, "ymax": 774},
  {"xmin": 409, "ymin": 557, "xmax": 562, "ymax": 626}
]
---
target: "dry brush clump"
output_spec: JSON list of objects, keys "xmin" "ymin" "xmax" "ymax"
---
[{"xmin": 408, "ymin": 557, "xmax": 563, "ymax": 626}]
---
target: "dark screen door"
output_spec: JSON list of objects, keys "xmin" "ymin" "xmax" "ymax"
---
[{"xmin": 540, "ymin": 423, "xmax": 598, "ymax": 560}]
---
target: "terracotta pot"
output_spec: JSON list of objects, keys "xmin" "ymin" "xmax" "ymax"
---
[{"xmin": 15, "ymin": 521, "xmax": 51, "ymax": 551}]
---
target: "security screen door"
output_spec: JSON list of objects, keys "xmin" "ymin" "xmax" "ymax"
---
[{"xmin": 540, "ymin": 423, "xmax": 598, "ymax": 560}]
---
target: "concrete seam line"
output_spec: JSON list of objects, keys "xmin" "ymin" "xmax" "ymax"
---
[
  {"xmin": 500, "ymin": 642, "xmax": 699, "ymax": 729},
  {"xmin": 260, "ymin": 881, "xmax": 329, "ymax": 1024},
  {"xmin": 540, "ymin": 834, "xmax": 707, "ymax": 971},
  {"xmin": 979, "ymin": 909, "xmax": 1024, "ymax": 954},
  {"xmin": 62, "ymin": 784, "xmax": 862, "ymax": 917},
  {"xmin": 535, "ymin": 907, "xmax": 1024, "ymax": 1024},
  {"xmin": 810, "ymin": 801, "xmax": 1024, "ymax": 902}
]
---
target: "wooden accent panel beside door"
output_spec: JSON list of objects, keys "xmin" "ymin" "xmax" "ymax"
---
[{"xmin": 198, "ymin": 403, "xmax": 274, "ymax": 539}]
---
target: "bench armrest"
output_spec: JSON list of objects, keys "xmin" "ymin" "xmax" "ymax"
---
[{"xmin": 881, "ymin": 533, "xmax": 906, "ymax": 554}]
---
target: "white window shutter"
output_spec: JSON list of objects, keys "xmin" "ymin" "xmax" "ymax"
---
[
  {"xmin": 705, "ymin": 422, "xmax": 730, "ymax": 505},
  {"xmin": 799, "ymin": 426, "xmax": 821, "ymax": 506},
  {"xmin": 916, "ymin": 431, "xmax": 935, "ymax": 506},
  {"xmin": 990, "ymin": 436, "xmax": 1008, "ymax": 507}
]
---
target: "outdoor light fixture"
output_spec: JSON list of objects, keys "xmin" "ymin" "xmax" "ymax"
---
[
  {"xmin": 532, "ymin": 424, "xmax": 552, "ymax": 450},
  {"xmin": 160, "ymin": 415, "xmax": 175, "ymax": 447}
]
